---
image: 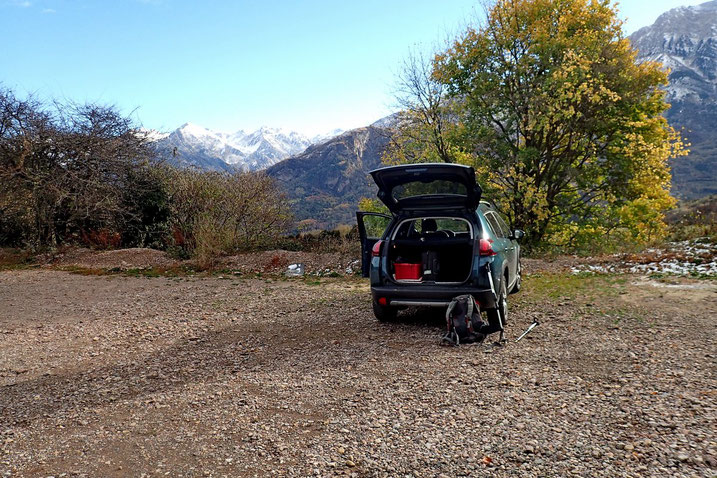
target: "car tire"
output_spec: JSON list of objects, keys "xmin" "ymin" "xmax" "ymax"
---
[
  {"xmin": 486, "ymin": 276, "xmax": 508, "ymax": 329},
  {"xmin": 372, "ymin": 300, "xmax": 397, "ymax": 322},
  {"xmin": 510, "ymin": 260, "xmax": 521, "ymax": 294}
]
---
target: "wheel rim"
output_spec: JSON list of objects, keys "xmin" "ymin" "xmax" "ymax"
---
[{"xmin": 517, "ymin": 262, "xmax": 521, "ymax": 287}]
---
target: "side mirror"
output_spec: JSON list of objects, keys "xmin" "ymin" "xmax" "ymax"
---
[{"xmin": 511, "ymin": 229, "xmax": 525, "ymax": 241}]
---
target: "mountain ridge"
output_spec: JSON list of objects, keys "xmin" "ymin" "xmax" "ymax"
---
[
  {"xmin": 266, "ymin": 125, "xmax": 392, "ymax": 229},
  {"xmin": 630, "ymin": 0, "xmax": 717, "ymax": 199},
  {"xmin": 153, "ymin": 123, "xmax": 344, "ymax": 171}
]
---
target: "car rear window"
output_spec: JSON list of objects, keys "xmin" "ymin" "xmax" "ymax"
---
[{"xmin": 392, "ymin": 180, "xmax": 467, "ymax": 201}]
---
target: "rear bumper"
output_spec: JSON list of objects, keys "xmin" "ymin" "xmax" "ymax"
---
[{"xmin": 371, "ymin": 285, "xmax": 496, "ymax": 309}]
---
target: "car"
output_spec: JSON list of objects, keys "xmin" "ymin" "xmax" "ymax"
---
[{"xmin": 356, "ymin": 163, "xmax": 524, "ymax": 332}]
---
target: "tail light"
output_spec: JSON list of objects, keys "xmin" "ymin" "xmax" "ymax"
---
[
  {"xmin": 479, "ymin": 238, "xmax": 496, "ymax": 256},
  {"xmin": 372, "ymin": 240, "xmax": 384, "ymax": 257}
]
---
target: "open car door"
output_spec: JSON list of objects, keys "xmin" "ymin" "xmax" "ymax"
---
[
  {"xmin": 369, "ymin": 163, "xmax": 482, "ymax": 213},
  {"xmin": 356, "ymin": 212, "xmax": 392, "ymax": 278}
]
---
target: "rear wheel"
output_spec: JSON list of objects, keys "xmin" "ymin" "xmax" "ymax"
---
[{"xmin": 372, "ymin": 299, "xmax": 397, "ymax": 322}]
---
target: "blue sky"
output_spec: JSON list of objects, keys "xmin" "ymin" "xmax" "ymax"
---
[{"xmin": 0, "ymin": 0, "xmax": 705, "ymax": 135}]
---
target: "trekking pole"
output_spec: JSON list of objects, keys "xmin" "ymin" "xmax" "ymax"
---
[{"xmin": 515, "ymin": 318, "xmax": 539, "ymax": 342}]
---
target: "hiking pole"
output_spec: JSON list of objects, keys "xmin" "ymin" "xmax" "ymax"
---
[
  {"xmin": 484, "ymin": 263, "xmax": 505, "ymax": 344},
  {"xmin": 515, "ymin": 318, "xmax": 539, "ymax": 342}
]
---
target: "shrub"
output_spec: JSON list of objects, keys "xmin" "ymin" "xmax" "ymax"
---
[
  {"xmin": 276, "ymin": 226, "xmax": 360, "ymax": 255},
  {"xmin": 80, "ymin": 229, "xmax": 122, "ymax": 249},
  {"xmin": 162, "ymin": 167, "xmax": 292, "ymax": 260}
]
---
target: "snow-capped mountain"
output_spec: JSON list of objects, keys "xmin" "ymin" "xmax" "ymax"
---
[
  {"xmin": 155, "ymin": 123, "xmax": 341, "ymax": 171},
  {"xmin": 310, "ymin": 128, "xmax": 345, "ymax": 145},
  {"xmin": 630, "ymin": 0, "xmax": 717, "ymax": 102},
  {"xmin": 630, "ymin": 0, "xmax": 717, "ymax": 199},
  {"xmin": 229, "ymin": 126, "xmax": 312, "ymax": 170}
]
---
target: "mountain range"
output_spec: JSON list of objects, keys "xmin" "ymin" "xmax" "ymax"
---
[
  {"xmin": 630, "ymin": 0, "xmax": 717, "ymax": 199},
  {"xmin": 152, "ymin": 123, "xmax": 343, "ymax": 172}
]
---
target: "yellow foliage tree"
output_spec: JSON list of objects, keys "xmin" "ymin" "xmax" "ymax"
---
[{"xmin": 387, "ymin": 0, "xmax": 687, "ymax": 250}]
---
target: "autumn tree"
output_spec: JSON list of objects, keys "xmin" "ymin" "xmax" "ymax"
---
[
  {"xmin": 383, "ymin": 52, "xmax": 456, "ymax": 165},
  {"xmin": 0, "ymin": 87, "xmax": 162, "ymax": 247},
  {"xmin": 388, "ymin": 0, "xmax": 686, "ymax": 250}
]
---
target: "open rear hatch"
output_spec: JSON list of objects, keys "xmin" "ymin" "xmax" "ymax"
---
[{"xmin": 370, "ymin": 163, "xmax": 482, "ymax": 213}]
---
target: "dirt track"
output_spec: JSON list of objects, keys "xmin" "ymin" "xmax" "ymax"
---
[{"xmin": 1, "ymin": 268, "xmax": 715, "ymax": 477}]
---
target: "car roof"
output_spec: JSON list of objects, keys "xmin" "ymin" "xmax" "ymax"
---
[{"xmin": 478, "ymin": 200, "xmax": 495, "ymax": 211}]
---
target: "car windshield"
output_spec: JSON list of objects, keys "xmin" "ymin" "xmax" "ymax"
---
[{"xmin": 393, "ymin": 217, "xmax": 472, "ymax": 239}]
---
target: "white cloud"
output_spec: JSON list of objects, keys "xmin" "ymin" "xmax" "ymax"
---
[
  {"xmin": 8, "ymin": 0, "xmax": 32, "ymax": 7},
  {"xmin": 42, "ymin": 7, "xmax": 55, "ymax": 13}
]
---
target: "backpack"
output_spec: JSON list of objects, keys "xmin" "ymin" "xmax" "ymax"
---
[{"xmin": 441, "ymin": 295, "xmax": 486, "ymax": 345}]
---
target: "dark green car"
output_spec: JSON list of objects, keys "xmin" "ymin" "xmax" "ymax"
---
[{"xmin": 357, "ymin": 163, "xmax": 523, "ymax": 330}]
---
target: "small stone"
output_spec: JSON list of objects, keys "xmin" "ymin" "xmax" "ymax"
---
[
  {"xmin": 624, "ymin": 443, "xmax": 634, "ymax": 452},
  {"xmin": 676, "ymin": 452, "xmax": 689, "ymax": 462},
  {"xmin": 346, "ymin": 460, "xmax": 356, "ymax": 467}
]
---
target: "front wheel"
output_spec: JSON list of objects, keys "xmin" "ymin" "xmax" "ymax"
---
[{"xmin": 372, "ymin": 299, "xmax": 397, "ymax": 322}]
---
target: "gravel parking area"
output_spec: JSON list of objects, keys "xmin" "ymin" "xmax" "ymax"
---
[{"xmin": 1, "ymin": 268, "xmax": 715, "ymax": 477}]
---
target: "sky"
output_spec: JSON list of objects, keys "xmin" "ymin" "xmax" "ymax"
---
[{"xmin": 0, "ymin": 0, "xmax": 707, "ymax": 136}]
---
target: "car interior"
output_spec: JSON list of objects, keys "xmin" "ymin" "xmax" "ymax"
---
[{"xmin": 387, "ymin": 217, "xmax": 474, "ymax": 283}]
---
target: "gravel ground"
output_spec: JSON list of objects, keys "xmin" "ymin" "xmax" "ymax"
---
[
  {"xmin": 45, "ymin": 247, "xmax": 360, "ymax": 276},
  {"xmin": 0, "ymin": 266, "xmax": 715, "ymax": 477},
  {"xmin": 49, "ymin": 248, "xmax": 179, "ymax": 270}
]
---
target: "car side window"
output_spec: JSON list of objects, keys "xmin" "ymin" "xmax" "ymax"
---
[
  {"xmin": 485, "ymin": 212, "xmax": 505, "ymax": 238},
  {"xmin": 494, "ymin": 213, "xmax": 511, "ymax": 238},
  {"xmin": 485, "ymin": 211, "xmax": 508, "ymax": 238}
]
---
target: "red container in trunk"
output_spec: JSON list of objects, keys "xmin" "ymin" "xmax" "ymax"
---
[{"xmin": 394, "ymin": 263, "xmax": 422, "ymax": 280}]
